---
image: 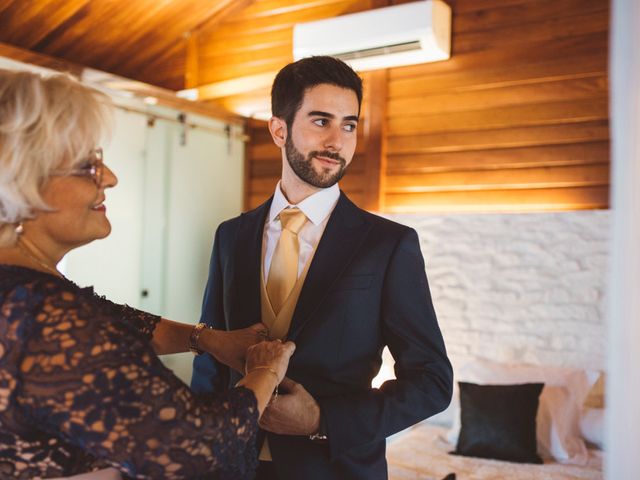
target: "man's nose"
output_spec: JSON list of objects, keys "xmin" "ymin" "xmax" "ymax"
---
[{"xmin": 323, "ymin": 126, "xmax": 343, "ymax": 151}]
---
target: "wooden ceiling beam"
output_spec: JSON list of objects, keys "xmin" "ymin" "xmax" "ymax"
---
[
  {"xmin": 189, "ymin": 71, "xmax": 278, "ymax": 100},
  {"xmin": 0, "ymin": 42, "xmax": 242, "ymax": 124},
  {"xmin": 0, "ymin": 41, "xmax": 84, "ymax": 77}
]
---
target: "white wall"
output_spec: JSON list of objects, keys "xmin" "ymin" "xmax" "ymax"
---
[
  {"xmin": 385, "ymin": 210, "xmax": 609, "ymax": 374},
  {"xmin": 606, "ymin": 0, "xmax": 640, "ymax": 477}
]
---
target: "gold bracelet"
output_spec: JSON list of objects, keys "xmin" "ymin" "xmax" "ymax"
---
[
  {"xmin": 246, "ymin": 365, "xmax": 280, "ymax": 383},
  {"xmin": 189, "ymin": 323, "xmax": 208, "ymax": 355}
]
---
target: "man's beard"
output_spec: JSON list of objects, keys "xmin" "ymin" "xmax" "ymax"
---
[{"xmin": 285, "ymin": 135, "xmax": 347, "ymax": 189}]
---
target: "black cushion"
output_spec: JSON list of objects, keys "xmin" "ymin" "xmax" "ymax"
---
[{"xmin": 453, "ymin": 381, "xmax": 544, "ymax": 464}]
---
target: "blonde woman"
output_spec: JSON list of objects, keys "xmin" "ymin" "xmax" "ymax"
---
[{"xmin": 0, "ymin": 69, "xmax": 293, "ymax": 479}]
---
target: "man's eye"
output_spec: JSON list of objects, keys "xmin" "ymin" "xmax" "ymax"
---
[
  {"xmin": 344, "ymin": 123, "xmax": 357, "ymax": 132},
  {"xmin": 313, "ymin": 118, "xmax": 328, "ymax": 127}
]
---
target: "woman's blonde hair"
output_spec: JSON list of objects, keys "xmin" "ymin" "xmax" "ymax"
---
[{"xmin": 0, "ymin": 69, "xmax": 112, "ymax": 247}]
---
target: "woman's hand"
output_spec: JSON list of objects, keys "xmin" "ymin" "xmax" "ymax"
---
[
  {"xmin": 239, "ymin": 340, "xmax": 296, "ymax": 415},
  {"xmin": 200, "ymin": 323, "xmax": 269, "ymax": 373},
  {"xmin": 245, "ymin": 339, "xmax": 296, "ymax": 383}
]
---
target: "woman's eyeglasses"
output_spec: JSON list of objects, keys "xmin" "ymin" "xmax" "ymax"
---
[{"xmin": 51, "ymin": 148, "xmax": 104, "ymax": 186}]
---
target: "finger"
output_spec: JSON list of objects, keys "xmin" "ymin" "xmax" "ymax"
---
[
  {"xmin": 279, "ymin": 377, "xmax": 297, "ymax": 391},
  {"xmin": 249, "ymin": 323, "xmax": 270, "ymax": 337},
  {"xmin": 283, "ymin": 341, "xmax": 296, "ymax": 355}
]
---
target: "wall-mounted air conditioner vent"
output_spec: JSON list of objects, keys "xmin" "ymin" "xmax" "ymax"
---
[{"xmin": 293, "ymin": 0, "xmax": 451, "ymax": 72}]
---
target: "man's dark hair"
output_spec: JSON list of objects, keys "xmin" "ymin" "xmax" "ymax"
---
[{"xmin": 271, "ymin": 56, "xmax": 363, "ymax": 128}]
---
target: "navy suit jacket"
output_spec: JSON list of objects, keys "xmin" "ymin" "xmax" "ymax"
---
[{"xmin": 191, "ymin": 192, "xmax": 453, "ymax": 479}]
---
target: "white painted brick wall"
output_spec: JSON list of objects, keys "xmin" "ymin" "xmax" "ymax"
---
[{"xmin": 385, "ymin": 210, "xmax": 610, "ymax": 373}]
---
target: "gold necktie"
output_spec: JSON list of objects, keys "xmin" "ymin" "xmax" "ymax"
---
[{"xmin": 266, "ymin": 208, "xmax": 308, "ymax": 315}]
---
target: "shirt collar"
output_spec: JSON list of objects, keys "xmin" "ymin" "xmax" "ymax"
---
[{"xmin": 269, "ymin": 182, "xmax": 340, "ymax": 226}]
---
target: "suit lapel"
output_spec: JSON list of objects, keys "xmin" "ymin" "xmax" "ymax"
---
[
  {"xmin": 232, "ymin": 198, "xmax": 272, "ymax": 329},
  {"xmin": 287, "ymin": 193, "xmax": 372, "ymax": 340}
]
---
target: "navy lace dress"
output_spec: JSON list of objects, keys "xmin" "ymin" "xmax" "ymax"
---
[{"xmin": 0, "ymin": 265, "xmax": 259, "ymax": 479}]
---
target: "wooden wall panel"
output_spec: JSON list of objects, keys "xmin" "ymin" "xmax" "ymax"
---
[{"xmin": 382, "ymin": 0, "xmax": 610, "ymax": 212}]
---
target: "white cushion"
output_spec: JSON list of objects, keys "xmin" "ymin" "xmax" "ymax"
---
[
  {"xmin": 580, "ymin": 407, "xmax": 605, "ymax": 449},
  {"xmin": 446, "ymin": 360, "xmax": 600, "ymax": 465}
]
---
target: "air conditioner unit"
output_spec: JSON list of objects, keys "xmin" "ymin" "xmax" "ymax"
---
[{"xmin": 293, "ymin": 0, "xmax": 451, "ymax": 72}]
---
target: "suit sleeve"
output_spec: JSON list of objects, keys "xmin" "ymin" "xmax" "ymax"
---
[
  {"xmin": 318, "ymin": 228, "xmax": 453, "ymax": 460},
  {"xmin": 191, "ymin": 224, "xmax": 231, "ymax": 394}
]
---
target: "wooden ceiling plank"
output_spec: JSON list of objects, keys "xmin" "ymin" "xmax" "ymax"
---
[
  {"xmin": 49, "ymin": 0, "xmax": 246, "ymax": 79},
  {"xmin": 200, "ymin": 0, "xmax": 371, "ymax": 40},
  {"xmin": 232, "ymin": 0, "xmax": 353, "ymax": 21},
  {"xmin": 38, "ymin": 2, "xmax": 156, "ymax": 58},
  {"xmin": 31, "ymin": 2, "xmax": 97, "ymax": 52},
  {"xmin": 192, "ymin": 0, "xmax": 256, "ymax": 32},
  {"xmin": 101, "ymin": 2, "xmax": 205, "ymax": 73},
  {"xmin": 198, "ymin": 44, "xmax": 292, "ymax": 72},
  {"xmin": 134, "ymin": 45, "xmax": 188, "ymax": 91},
  {"xmin": 185, "ymin": 31, "xmax": 199, "ymax": 89},
  {"xmin": 196, "ymin": 71, "xmax": 277, "ymax": 100},
  {"xmin": 387, "ymin": 142, "xmax": 610, "ymax": 174},
  {"xmin": 0, "ymin": 0, "xmax": 16, "ymax": 15},
  {"xmin": 199, "ymin": 27, "xmax": 291, "ymax": 57},
  {"xmin": 386, "ymin": 121, "xmax": 610, "ymax": 155},
  {"xmin": 0, "ymin": 0, "xmax": 92, "ymax": 47},
  {"xmin": 198, "ymin": 60, "xmax": 288, "ymax": 90}
]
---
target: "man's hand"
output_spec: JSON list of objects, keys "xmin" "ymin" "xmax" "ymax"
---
[
  {"xmin": 200, "ymin": 323, "xmax": 268, "ymax": 373},
  {"xmin": 259, "ymin": 377, "xmax": 321, "ymax": 436}
]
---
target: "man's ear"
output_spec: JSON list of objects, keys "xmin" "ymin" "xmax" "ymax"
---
[{"xmin": 268, "ymin": 116, "xmax": 287, "ymax": 148}]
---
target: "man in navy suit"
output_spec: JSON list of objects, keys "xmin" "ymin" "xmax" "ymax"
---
[{"xmin": 191, "ymin": 56, "xmax": 452, "ymax": 480}]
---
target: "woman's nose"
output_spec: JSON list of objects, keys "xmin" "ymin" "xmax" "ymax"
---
[{"xmin": 102, "ymin": 164, "xmax": 118, "ymax": 188}]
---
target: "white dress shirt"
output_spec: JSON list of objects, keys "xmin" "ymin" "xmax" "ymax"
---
[{"xmin": 263, "ymin": 182, "xmax": 340, "ymax": 282}]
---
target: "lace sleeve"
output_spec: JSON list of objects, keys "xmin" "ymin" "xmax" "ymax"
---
[
  {"xmin": 88, "ymin": 289, "xmax": 160, "ymax": 341},
  {"xmin": 16, "ymin": 282, "xmax": 259, "ymax": 479}
]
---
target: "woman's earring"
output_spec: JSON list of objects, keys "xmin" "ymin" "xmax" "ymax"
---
[{"xmin": 15, "ymin": 222, "xmax": 24, "ymax": 235}]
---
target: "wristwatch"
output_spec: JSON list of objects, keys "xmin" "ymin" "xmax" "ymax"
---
[{"xmin": 189, "ymin": 323, "xmax": 208, "ymax": 355}]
